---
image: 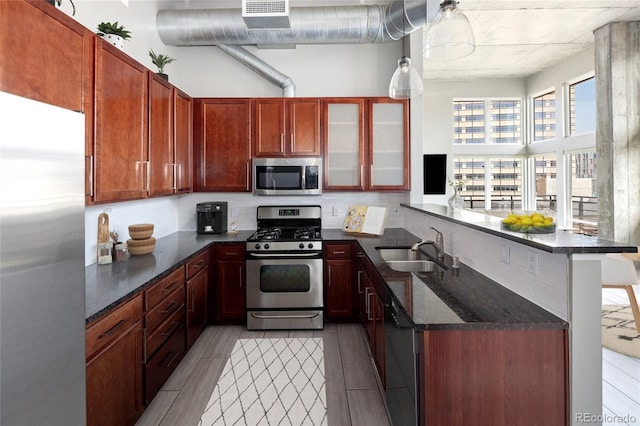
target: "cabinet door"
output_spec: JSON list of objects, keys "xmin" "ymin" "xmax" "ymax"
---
[
  {"xmin": 215, "ymin": 245, "xmax": 246, "ymax": 321},
  {"xmin": 186, "ymin": 266, "xmax": 208, "ymax": 348},
  {"xmin": 148, "ymin": 73, "xmax": 174, "ymax": 196},
  {"xmin": 0, "ymin": 0, "xmax": 89, "ymax": 112},
  {"xmin": 93, "ymin": 40, "xmax": 148, "ymax": 203},
  {"xmin": 174, "ymin": 89, "xmax": 193, "ymax": 193},
  {"xmin": 326, "ymin": 259, "xmax": 353, "ymax": 320},
  {"xmin": 367, "ymin": 98, "xmax": 410, "ymax": 191},
  {"xmin": 288, "ymin": 98, "xmax": 321, "ymax": 156},
  {"xmin": 194, "ymin": 99, "xmax": 252, "ymax": 191},
  {"xmin": 323, "ymin": 99, "xmax": 365, "ymax": 190},
  {"xmin": 254, "ymin": 99, "xmax": 286, "ymax": 157}
]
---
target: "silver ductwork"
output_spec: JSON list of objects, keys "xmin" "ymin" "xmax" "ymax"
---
[{"xmin": 156, "ymin": 1, "xmax": 430, "ymax": 47}]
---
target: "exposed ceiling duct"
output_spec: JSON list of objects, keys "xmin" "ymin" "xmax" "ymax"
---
[{"xmin": 156, "ymin": 1, "xmax": 431, "ymax": 48}]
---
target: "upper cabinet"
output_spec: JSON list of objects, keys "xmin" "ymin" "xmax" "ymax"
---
[
  {"xmin": 323, "ymin": 97, "xmax": 409, "ymax": 191},
  {"xmin": 254, "ymin": 98, "xmax": 321, "ymax": 157},
  {"xmin": 0, "ymin": 0, "xmax": 93, "ymax": 113},
  {"xmin": 92, "ymin": 39, "xmax": 149, "ymax": 203},
  {"xmin": 148, "ymin": 74, "xmax": 174, "ymax": 197},
  {"xmin": 174, "ymin": 89, "xmax": 193, "ymax": 194},
  {"xmin": 193, "ymin": 98, "xmax": 252, "ymax": 192}
]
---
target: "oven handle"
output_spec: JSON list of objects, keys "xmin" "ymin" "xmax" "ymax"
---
[
  {"xmin": 247, "ymin": 252, "xmax": 322, "ymax": 258},
  {"xmin": 250, "ymin": 313, "xmax": 320, "ymax": 319}
]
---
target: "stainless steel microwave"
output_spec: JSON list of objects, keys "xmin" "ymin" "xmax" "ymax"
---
[{"xmin": 253, "ymin": 158, "xmax": 322, "ymax": 195}]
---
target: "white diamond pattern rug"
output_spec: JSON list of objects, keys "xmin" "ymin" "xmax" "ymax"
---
[{"xmin": 198, "ymin": 338, "xmax": 327, "ymax": 426}]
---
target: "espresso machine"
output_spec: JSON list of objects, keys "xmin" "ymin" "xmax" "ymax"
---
[{"xmin": 196, "ymin": 202, "xmax": 228, "ymax": 234}]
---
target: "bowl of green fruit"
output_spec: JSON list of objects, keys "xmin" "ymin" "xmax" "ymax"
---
[{"xmin": 500, "ymin": 212, "xmax": 556, "ymax": 234}]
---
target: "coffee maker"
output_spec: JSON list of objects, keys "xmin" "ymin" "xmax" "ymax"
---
[{"xmin": 196, "ymin": 202, "xmax": 228, "ymax": 234}]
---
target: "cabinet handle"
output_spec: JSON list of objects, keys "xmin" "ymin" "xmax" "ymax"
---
[
  {"xmin": 160, "ymin": 350, "xmax": 180, "ymax": 368},
  {"xmin": 280, "ymin": 133, "xmax": 285, "ymax": 153},
  {"xmin": 290, "ymin": 133, "xmax": 294, "ymax": 152},
  {"xmin": 333, "ymin": 250, "xmax": 346, "ymax": 255},
  {"xmin": 188, "ymin": 286, "xmax": 195, "ymax": 312},
  {"xmin": 367, "ymin": 291, "xmax": 374, "ymax": 321},
  {"xmin": 161, "ymin": 301, "xmax": 177, "ymax": 314},
  {"xmin": 172, "ymin": 163, "xmax": 177, "ymax": 190},
  {"xmin": 86, "ymin": 155, "xmax": 94, "ymax": 196},
  {"xmin": 369, "ymin": 164, "xmax": 373, "ymax": 188},
  {"xmin": 100, "ymin": 319, "xmax": 127, "ymax": 338},
  {"xmin": 360, "ymin": 164, "xmax": 364, "ymax": 188},
  {"xmin": 357, "ymin": 271, "xmax": 364, "ymax": 294},
  {"xmin": 246, "ymin": 161, "xmax": 250, "ymax": 191},
  {"xmin": 140, "ymin": 160, "xmax": 150, "ymax": 192},
  {"xmin": 194, "ymin": 260, "xmax": 205, "ymax": 268},
  {"xmin": 161, "ymin": 321, "xmax": 181, "ymax": 337},
  {"xmin": 365, "ymin": 288, "xmax": 370, "ymax": 317},
  {"xmin": 141, "ymin": 328, "xmax": 147, "ymax": 364},
  {"xmin": 163, "ymin": 280, "xmax": 180, "ymax": 293}
]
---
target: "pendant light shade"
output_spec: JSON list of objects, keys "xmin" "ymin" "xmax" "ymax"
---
[
  {"xmin": 423, "ymin": 0, "xmax": 475, "ymax": 61},
  {"xmin": 389, "ymin": 56, "xmax": 424, "ymax": 99}
]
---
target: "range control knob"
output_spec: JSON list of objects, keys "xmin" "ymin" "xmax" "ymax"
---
[
  {"xmin": 254, "ymin": 243, "xmax": 261, "ymax": 250},
  {"xmin": 299, "ymin": 243, "xmax": 305, "ymax": 249},
  {"xmin": 308, "ymin": 243, "xmax": 314, "ymax": 249},
  {"xmin": 264, "ymin": 243, "xmax": 270, "ymax": 250}
]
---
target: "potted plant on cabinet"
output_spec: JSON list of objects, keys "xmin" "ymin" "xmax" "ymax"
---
[
  {"xmin": 149, "ymin": 49, "xmax": 176, "ymax": 81},
  {"xmin": 45, "ymin": 0, "xmax": 75, "ymax": 15},
  {"xmin": 96, "ymin": 21, "xmax": 131, "ymax": 51}
]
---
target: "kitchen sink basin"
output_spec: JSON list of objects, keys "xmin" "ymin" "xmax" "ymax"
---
[
  {"xmin": 376, "ymin": 247, "xmax": 426, "ymax": 262},
  {"xmin": 385, "ymin": 260, "xmax": 437, "ymax": 273}
]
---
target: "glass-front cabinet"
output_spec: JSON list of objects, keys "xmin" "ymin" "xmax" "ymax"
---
[{"xmin": 323, "ymin": 97, "xmax": 409, "ymax": 191}]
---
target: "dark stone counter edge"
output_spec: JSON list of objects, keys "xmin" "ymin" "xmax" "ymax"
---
[{"xmin": 403, "ymin": 203, "xmax": 637, "ymax": 254}]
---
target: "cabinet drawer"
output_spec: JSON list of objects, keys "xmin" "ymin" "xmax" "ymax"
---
[
  {"xmin": 325, "ymin": 243, "xmax": 352, "ymax": 259},
  {"xmin": 145, "ymin": 267, "xmax": 185, "ymax": 310},
  {"xmin": 146, "ymin": 306, "xmax": 185, "ymax": 360},
  {"xmin": 186, "ymin": 250, "xmax": 208, "ymax": 279},
  {"xmin": 145, "ymin": 286, "xmax": 185, "ymax": 336},
  {"xmin": 86, "ymin": 295, "xmax": 143, "ymax": 360},
  {"xmin": 216, "ymin": 244, "xmax": 244, "ymax": 260},
  {"xmin": 145, "ymin": 320, "xmax": 186, "ymax": 404}
]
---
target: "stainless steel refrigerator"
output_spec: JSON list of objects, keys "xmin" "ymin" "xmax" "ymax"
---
[{"xmin": 0, "ymin": 91, "xmax": 86, "ymax": 425}]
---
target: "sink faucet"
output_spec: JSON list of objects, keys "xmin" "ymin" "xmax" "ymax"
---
[
  {"xmin": 430, "ymin": 227, "xmax": 445, "ymax": 262},
  {"xmin": 411, "ymin": 239, "xmax": 433, "ymax": 251}
]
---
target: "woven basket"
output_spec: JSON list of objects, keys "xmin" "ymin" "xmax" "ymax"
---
[
  {"xmin": 128, "ymin": 224, "xmax": 154, "ymax": 240},
  {"xmin": 126, "ymin": 237, "xmax": 156, "ymax": 256}
]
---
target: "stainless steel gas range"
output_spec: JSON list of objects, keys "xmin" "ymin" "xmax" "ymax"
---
[{"xmin": 245, "ymin": 205, "xmax": 324, "ymax": 330}]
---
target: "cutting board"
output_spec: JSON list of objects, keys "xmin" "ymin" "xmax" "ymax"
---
[{"xmin": 97, "ymin": 212, "xmax": 110, "ymax": 244}]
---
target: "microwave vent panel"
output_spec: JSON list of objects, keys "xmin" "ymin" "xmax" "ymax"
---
[{"xmin": 242, "ymin": 0, "xmax": 290, "ymax": 29}]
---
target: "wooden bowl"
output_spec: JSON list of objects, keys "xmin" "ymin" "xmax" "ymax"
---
[
  {"xmin": 128, "ymin": 224, "xmax": 154, "ymax": 240},
  {"xmin": 126, "ymin": 237, "xmax": 156, "ymax": 256}
]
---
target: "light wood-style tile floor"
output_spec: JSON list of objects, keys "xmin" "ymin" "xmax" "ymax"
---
[{"xmin": 136, "ymin": 323, "xmax": 391, "ymax": 426}]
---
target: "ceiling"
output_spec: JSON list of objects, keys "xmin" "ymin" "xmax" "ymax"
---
[{"xmin": 183, "ymin": 0, "xmax": 640, "ymax": 81}]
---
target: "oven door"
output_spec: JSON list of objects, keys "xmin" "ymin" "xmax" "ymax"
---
[{"xmin": 245, "ymin": 252, "xmax": 324, "ymax": 309}]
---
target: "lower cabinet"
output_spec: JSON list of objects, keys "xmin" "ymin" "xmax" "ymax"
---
[
  {"xmin": 186, "ymin": 250, "xmax": 209, "ymax": 349},
  {"xmin": 213, "ymin": 244, "xmax": 246, "ymax": 321},
  {"xmin": 145, "ymin": 314, "xmax": 186, "ymax": 403},
  {"xmin": 324, "ymin": 242, "xmax": 356, "ymax": 321},
  {"xmin": 86, "ymin": 295, "xmax": 144, "ymax": 426}
]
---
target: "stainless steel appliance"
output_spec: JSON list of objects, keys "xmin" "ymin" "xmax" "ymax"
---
[
  {"xmin": 253, "ymin": 157, "xmax": 322, "ymax": 195},
  {"xmin": 0, "ymin": 91, "xmax": 86, "ymax": 424},
  {"xmin": 197, "ymin": 201, "xmax": 228, "ymax": 234},
  {"xmin": 246, "ymin": 205, "xmax": 323, "ymax": 330},
  {"xmin": 385, "ymin": 298, "xmax": 418, "ymax": 426}
]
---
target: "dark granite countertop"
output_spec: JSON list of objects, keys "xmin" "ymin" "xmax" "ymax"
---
[
  {"xmin": 323, "ymin": 228, "xmax": 568, "ymax": 331},
  {"xmin": 85, "ymin": 231, "xmax": 253, "ymax": 324},
  {"xmin": 403, "ymin": 203, "xmax": 636, "ymax": 254}
]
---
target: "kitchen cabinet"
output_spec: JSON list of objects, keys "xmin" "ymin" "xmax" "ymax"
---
[
  {"xmin": 194, "ymin": 98, "xmax": 252, "ymax": 192},
  {"xmin": 92, "ymin": 38, "xmax": 149, "ymax": 203},
  {"xmin": 148, "ymin": 73, "xmax": 174, "ymax": 196},
  {"xmin": 174, "ymin": 88, "xmax": 193, "ymax": 193},
  {"xmin": 144, "ymin": 267, "xmax": 186, "ymax": 404},
  {"xmin": 0, "ymin": 0, "xmax": 93, "ymax": 113},
  {"xmin": 254, "ymin": 98, "xmax": 321, "ymax": 157},
  {"xmin": 323, "ymin": 97, "xmax": 409, "ymax": 191},
  {"xmin": 86, "ymin": 295, "xmax": 144, "ymax": 426},
  {"xmin": 213, "ymin": 244, "xmax": 246, "ymax": 321},
  {"xmin": 186, "ymin": 250, "xmax": 209, "ymax": 349},
  {"xmin": 324, "ymin": 242, "xmax": 356, "ymax": 320}
]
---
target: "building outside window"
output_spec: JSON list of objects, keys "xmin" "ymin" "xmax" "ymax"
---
[
  {"xmin": 533, "ymin": 91, "xmax": 556, "ymax": 141},
  {"xmin": 453, "ymin": 99, "xmax": 521, "ymax": 145},
  {"xmin": 570, "ymin": 151, "xmax": 598, "ymax": 235},
  {"xmin": 533, "ymin": 154, "xmax": 557, "ymax": 212}
]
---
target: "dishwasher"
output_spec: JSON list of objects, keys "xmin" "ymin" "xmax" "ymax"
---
[{"xmin": 384, "ymin": 298, "xmax": 418, "ymax": 426}]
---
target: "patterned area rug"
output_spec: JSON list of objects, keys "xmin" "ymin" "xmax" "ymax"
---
[
  {"xmin": 199, "ymin": 338, "xmax": 327, "ymax": 426},
  {"xmin": 602, "ymin": 305, "xmax": 640, "ymax": 359}
]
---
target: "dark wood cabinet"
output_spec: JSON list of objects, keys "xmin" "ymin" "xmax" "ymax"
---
[
  {"xmin": 174, "ymin": 89, "xmax": 193, "ymax": 193},
  {"xmin": 186, "ymin": 250, "xmax": 209, "ymax": 349},
  {"xmin": 324, "ymin": 242, "xmax": 356, "ymax": 320},
  {"xmin": 86, "ymin": 295, "xmax": 144, "ymax": 426},
  {"xmin": 0, "ymin": 0, "xmax": 92, "ymax": 113},
  {"xmin": 193, "ymin": 98, "xmax": 252, "ymax": 192},
  {"xmin": 213, "ymin": 244, "xmax": 246, "ymax": 321},
  {"xmin": 148, "ymin": 73, "xmax": 174, "ymax": 197},
  {"xmin": 254, "ymin": 98, "xmax": 321, "ymax": 157},
  {"xmin": 92, "ymin": 39, "xmax": 149, "ymax": 203}
]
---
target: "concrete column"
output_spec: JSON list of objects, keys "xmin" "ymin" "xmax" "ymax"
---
[{"xmin": 594, "ymin": 22, "xmax": 640, "ymax": 244}]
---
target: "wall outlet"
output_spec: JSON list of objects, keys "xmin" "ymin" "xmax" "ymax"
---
[
  {"xmin": 500, "ymin": 241, "xmax": 510, "ymax": 264},
  {"xmin": 527, "ymin": 250, "xmax": 539, "ymax": 276},
  {"xmin": 392, "ymin": 205, "xmax": 401, "ymax": 217}
]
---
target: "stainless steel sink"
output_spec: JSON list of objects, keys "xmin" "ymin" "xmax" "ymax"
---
[
  {"xmin": 385, "ymin": 260, "xmax": 437, "ymax": 273},
  {"xmin": 376, "ymin": 248, "xmax": 425, "ymax": 262}
]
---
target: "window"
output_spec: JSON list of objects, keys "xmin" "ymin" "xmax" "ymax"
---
[
  {"xmin": 569, "ymin": 77, "xmax": 595, "ymax": 135},
  {"xmin": 453, "ymin": 99, "xmax": 521, "ymax": 145},
  {"xmin": 570, "ymin": 151, "xmax": 598, "ymax": 235},
  {"xmin": 533, "ymin": 91, "xmax": 556, "ymax": 141},
  {"xmin": 533, "ymin": 154, "xmax": 557, "ymax": 212}
]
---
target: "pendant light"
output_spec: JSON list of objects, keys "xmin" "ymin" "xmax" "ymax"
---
[
  {"xmin": 423, "ymin": 0, "xmax": 475, "ymax": 61},
  {"xmin": 389, "ymin": 1, "xmax": 424, "ymax": 99}
]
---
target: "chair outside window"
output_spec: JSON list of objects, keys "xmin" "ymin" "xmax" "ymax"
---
[{"xmin": 601, "ymin": 253, "xmax": 640, "ymax": 332}]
